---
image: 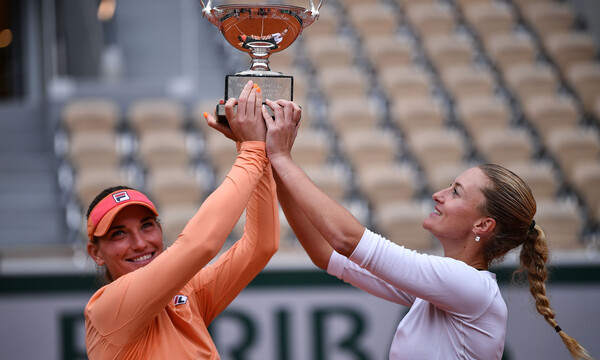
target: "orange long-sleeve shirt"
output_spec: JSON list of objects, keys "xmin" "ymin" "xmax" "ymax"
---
[{"xmin": 85, "ymin": 141, "xmax": 279, "ymax": 359}]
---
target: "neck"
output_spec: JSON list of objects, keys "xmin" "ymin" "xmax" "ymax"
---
[{"xmin": 443, "ymin": 242, "xmax": 488, "ymax": 270}]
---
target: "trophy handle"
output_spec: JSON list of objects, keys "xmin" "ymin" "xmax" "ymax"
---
[{"xmin": 309, "ymin": 0, "xmax": 324, "ymax": 16}]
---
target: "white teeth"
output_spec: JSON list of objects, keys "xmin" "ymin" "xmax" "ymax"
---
[
  {"xmin": 435, "ymin": 209, "xmax": 442, "ymax": 215},
  {"xmin": 131, "ymin": 254, "xmax": 152, "ymax": 262}
]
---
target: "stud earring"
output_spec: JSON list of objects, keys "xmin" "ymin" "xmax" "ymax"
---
[{"xmin": 475, "ymin": 235, "xmax": 480, "ymax": 242}]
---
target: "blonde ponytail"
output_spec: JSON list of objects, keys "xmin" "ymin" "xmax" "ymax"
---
[{"xmin": 516, "ymin": 224, "xmax": 593, "ymax": 360}]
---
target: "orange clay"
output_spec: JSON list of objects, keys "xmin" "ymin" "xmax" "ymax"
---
[
  {"xmin": 203, "ymin": 112, "xmax": 209, "ymax": 119},
  {"xmin": 257, "ymin": 87, "xmax": 261, "ymax": 93},
  {"xmin": 253, "ymin": 83, "xmax": 258, "ymax": 89}
]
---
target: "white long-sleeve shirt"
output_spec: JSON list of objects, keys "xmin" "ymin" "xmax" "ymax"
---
[{"xmin": 327, "ymin": 228, "xmax": 507, "ymax": 360}]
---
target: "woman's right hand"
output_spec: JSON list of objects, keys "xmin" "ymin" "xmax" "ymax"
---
[{"xmin": 205, "ymin": 81, "xmax": 266, "ymax": 142}]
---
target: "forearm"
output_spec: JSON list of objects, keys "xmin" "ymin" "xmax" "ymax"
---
[
  {"xmin": 270, "ymin": 154, "xmax": 364, "ymax": 257},
  {"xmin": 242, "ymin": 162, "xmax": 279, "ymax": 258},
  {"xmin": 274, "ymin": 169, "xmax": 333, "ymax": 269},
  {"xmin": 197, "ymin": 163, "xmax": 279, "ymax": 322}
]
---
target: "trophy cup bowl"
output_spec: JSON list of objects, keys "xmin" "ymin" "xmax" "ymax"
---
[{"xmin": 200, "ymin": 0, "xmax": 323, "ymax": 122}]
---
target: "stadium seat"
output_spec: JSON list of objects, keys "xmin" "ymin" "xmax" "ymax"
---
[
  {"xmin": 545, "ymin": 127, "xmax": 600, "ymax": 183},
  {"xmin": 390, "ymin": 95, "xmax": 446, "ymax": 138},
  {"xmin": 378, "ymin": 65, "xmax": 433, "ymax": 101},
  {"xmin": 158, "ymin": 204, "xmax": 200, "ymax": 247},
  {"xmin": 566, "ymin": 62, "xmax": 600, "ymax": 115},
  {"xmin": 374, "ymin": 200, "xmax": 435, "ymax": 251},
  {"xmin": 67, "ymin": 131, "xmax": 122, "ymax": 170},
  {"xmin": 440, "ymin": 65, "xmax": 495, "ymax": 102},
  {"xmin": 127, "ymin": 98, "xmax": 186, "ymax": 134},
  {"xmin": 484, "ymin": 32, "xmax": 537, "ymax": 75},
  {"xmin": 338, "ymin": 128, "xmax": 399, "ymax": 172},
  {"xmin": 319, "ymin": 65, "xmax": 370, "ymax": 100},
  {"xmin": 145, "ymin": 165, "xmax": 207, "ymax": 210},
  {"xmin": 303, "ymin": 164, "xmax": 350, "ymax": 203},
  {"xmin": 328, "ymin": 96, "xmax": 380, "ymax": 133},
  {"xmin": 571, "ymin": 162, "xmax": 600, "ymax": 220},
  {"xmin": 504, "ymin": 63, "xmax": 559, "ymax": 104},
  {"xmin": 455, "ymin": 95, "xmax": 511, "ymax": 138},
  {"xmin": 405, "ymin": 3, "xmax": 456, "ymax": 39},
  {"xmin": 290, "ymin": 128, "xmax": 333, "ymax": 168},
  {"xmin": 535, "ymin": 199, "xmax": 584, "ymax": 249},
  {"xmin": 304, "ymin": 35, "xmax": 354, "ymax": 71},
  {"xmin": 203, "ymin": 130, "xmax": 239, "ymax": 181},
  {"xmin": 136, "ymin": 129, "xmax": 191, "ymax": 171},
  {"xmin": 507, "ymin": 161, "xmax": 559, "ymax": 201},
  {"xmin": 408, "ymin": 128, "xmax": 466, "ymax": 177},
  {"xmin": 61, "ymin": 98, "xmax": 121, "ymax": 134},
  {"xmin": 347, "ymin": 3, "xmax": 397, "ymax": 39},
  {"xmin": 356, "ymin": 163, "xmax": 419, "ymax": 209},
  {"xmin": 522, "ymin": 94, "xmax": 580, "ymax": 142},
  {"xmin": 543, "ymin": 32, "xmax": 597, "ymax": 77},
  {"xmin": 463, "ymin": 2, "xmax": 516, "ymax": 42},
  {"xmin": 521, "ymin": 1, "xmax": 576, "ymax": 36},
  {"xmin": 423, "ymin": 34, "xmax": 475, "ymax": 75},
  {"xmin": 363, "ymin": 34, "xmax": 415, "ymax": 72},
  {"xmin": 474, "ymin": 127, "xmax": 534, "ymax": 167}
]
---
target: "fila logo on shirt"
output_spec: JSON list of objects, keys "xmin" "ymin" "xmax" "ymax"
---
[
  {"xmin": 112, "ymin": 191, "xmax": 130, "ymax": 203},
  {"xmin": 174, "ymin": 295, "xmax": 188, "ymax": 306}
]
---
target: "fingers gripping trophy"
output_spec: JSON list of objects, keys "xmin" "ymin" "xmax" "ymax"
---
[{"xmin": 200, "ymin": 0, "xmax": 323, "ymax": 123}]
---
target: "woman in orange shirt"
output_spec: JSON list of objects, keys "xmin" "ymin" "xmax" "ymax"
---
[{"xmin": 84, "ymin": 81, "xmax": 279, "ymax": 359}]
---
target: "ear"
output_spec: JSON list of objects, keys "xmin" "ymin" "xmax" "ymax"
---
[
  {"xmin": 87, "ymin": 242, "xmax": 105, "ymax": 266},
  {"xmin": 474, "ymin": 217, "xmax": 496, "ymax": 236}
]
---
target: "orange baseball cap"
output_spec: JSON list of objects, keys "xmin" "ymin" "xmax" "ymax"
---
[{"xmin": 87, "ymin": 189, "xmax": 158, "ymax": 242}]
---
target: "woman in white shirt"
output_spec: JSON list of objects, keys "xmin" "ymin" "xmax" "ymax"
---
[{"xmin": 260, "ymin": 99, "xmax": 592, "ymax": 360}]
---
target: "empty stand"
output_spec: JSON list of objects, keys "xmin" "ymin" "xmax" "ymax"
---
[
  {"xmin": 356, "ymin": 163, "xmax": 419, "ymax": 209},
  {"xmin": 474, "ymin": 127, "xmax": 534, "ymax": 167},
  {"xmin": 405, "ymin": 3, "xmax": 456, "ymax": 39},
  {"xmin": 507, "ymin": 161, "xmax": 559, "ymax": 201},
  {"xmin": 61, "ymin": 98, "xmax": 121, "ymax": 134},
  {"xmin": 390, "ymin": 95, "xmax": 446, "ymax": 138},
  {"xmin": 566, "ymin": 62, "xmax": 600, "ymax": 115},
  {"xmin": 374, "ymin": 200, "xmax": 435, "ymax": 251},
  {"xmin": 535, "ymin": 199, "xmax": 584, "ymax": 249},
  {"xmin": 463, "ymin": 2, "xmax": 516, "ymax": 42},
  {"xmin": 455, "ymin": 95, "xmax": 511, "ymax": 137},
  {"xmin": 127, "ymin": 98, "xmax": 186, "ymax": 134},
  {"xmin": 545, "ymin": 127, "xmax": 600, "ymax": 183},
  {"xmin": 339, "ymin": 128, "xmax": 399, "ymax": 172},
  {"xmin": 522, "ymin": 94, "xmax": 580, "ymax": 142}
]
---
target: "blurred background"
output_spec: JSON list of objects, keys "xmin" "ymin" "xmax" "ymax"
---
[{"xmin": 0, "ymin": 0, "xmax": 599, "ymax": 359}]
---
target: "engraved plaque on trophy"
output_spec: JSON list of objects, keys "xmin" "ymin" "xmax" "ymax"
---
[{"xmin": 200, "ymin": 0, "xmax": 323, "ymax": 123}]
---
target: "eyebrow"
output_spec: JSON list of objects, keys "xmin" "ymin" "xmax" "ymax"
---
[{"xmin": 108, "ymin": 217, "xmax": 155, "ymax": 232}]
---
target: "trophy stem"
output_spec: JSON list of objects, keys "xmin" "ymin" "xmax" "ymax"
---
[{"xmin": 248, "ymin": 42, "xmax": 275, "ymax": 72}]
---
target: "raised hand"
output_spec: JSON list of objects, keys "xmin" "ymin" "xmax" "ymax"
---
[
  {"xmin": 262, "ymin": 99, "xmax": 302, "ymax": 161},
  {"xmin": 205, "ymin": 81, "xmax": 266, "ymax": 142}
]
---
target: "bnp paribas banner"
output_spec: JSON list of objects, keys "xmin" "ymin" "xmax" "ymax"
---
[{"xmin": 1, "ymin": 266, "xmax": 598, "ymax": 360}]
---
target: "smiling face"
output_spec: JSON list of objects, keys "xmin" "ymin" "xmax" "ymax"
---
[
  {"xmin": 87, "ymin": 205, "xmax": 164, "ymax": 281},
  {"xmin": 422, "ymin": 167, "xmax": 491, "ymax": 246}
]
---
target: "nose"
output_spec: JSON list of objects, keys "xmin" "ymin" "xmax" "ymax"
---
[
  {"xmin": 432, "ymin": 186, "xmax": 449, "ymax": 203},
  {"xmin": 130, "ymin": 231, "xmax": 147, "ymax": 251}
]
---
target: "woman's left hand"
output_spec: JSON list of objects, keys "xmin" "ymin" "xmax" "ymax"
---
[{"xmin": 263, "ymin": 99, "xmax": 302, "ymax": 162}]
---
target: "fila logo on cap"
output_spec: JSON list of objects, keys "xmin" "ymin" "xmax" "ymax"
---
[
  {"xmin": 174, "ymin": 295, "xmax": 188, "ymax": 306},
  {"xmin": 112, "ymin": 191, "xmax": 131, "ymax": 203}
]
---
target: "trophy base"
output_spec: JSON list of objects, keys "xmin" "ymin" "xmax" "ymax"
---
[{"xmin": 217, "ymin": 73, "xmax": 294, "ymax": 124}]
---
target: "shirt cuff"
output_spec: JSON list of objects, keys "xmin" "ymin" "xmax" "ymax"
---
[
  {"xmin": 237, "ymin": 140, "xmax": 266, "ymax": 153},
  {"xmin": 326, "ymin": 251, "xmax": 346, "ymax": 278},
  {"xmin": 348, "ymin": 228, "xmax": 378, "ymax": 268}
]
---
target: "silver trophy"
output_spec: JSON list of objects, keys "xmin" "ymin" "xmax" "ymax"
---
[{"xmin": 200, "ymin": 1, "xmax": 323, "ymax": 123}]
